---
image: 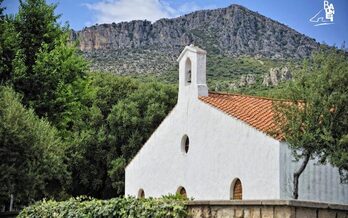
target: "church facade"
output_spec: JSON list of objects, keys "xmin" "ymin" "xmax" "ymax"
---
[{"xmin": 125, "ymin": 45, "xmax": 348, "ymax": 204}]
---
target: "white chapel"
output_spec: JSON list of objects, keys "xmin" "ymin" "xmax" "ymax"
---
[{"xmin": 125, "ymin": 45, "xmax": 348, "ymax": 204}]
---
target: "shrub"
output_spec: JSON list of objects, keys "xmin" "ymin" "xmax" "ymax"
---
[{"xmin": 18, "ymin": 195, "xmax": 188, "ymax": 218}]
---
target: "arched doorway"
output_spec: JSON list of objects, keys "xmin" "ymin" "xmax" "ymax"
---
[
  {"xmin": 176, "ymin": 186, "xmax": 187, "ymax": 198},
  {"xmin": 137, "ymin": 188, "xmax": 145, "ymax": 199},
  {"xmin": 230, "ymin": 178, "xmax": 242, "ymax": 200}
]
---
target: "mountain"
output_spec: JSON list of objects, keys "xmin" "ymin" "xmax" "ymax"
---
[{"xmin": 71, "ymin": 4, "xmax": 320, "ymax": 91}]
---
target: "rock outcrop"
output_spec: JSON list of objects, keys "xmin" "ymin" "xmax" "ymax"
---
[
  {"xmin": 239, "ymin": 75, "xmax": 256, "ymax": 87},
  {"xmin": 227, "ymin": 74, "xmax": 256, "ymax": 90},
  {"xmin": 262, "ymin": 66, "xmax": 292, "ymax": 86}
]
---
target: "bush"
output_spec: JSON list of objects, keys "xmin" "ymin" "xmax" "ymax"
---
[{"xmin": 18, "ymin": 195, "xmax": 188, "ymax": 218}]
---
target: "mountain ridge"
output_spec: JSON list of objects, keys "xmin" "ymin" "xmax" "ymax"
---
[
  {"xmin": 70, "ymin": 4, "xmax": 319, "ymax": 91},
  {"xmin": 72, "ymin": 4, "xmax": 319, "ymax": 58}
]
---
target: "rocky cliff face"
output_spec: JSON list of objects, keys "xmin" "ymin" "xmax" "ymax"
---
[
  {"xmin": 72, "ymin": 4, "xmax": 319, "ymax": 59},
  {"xmin": 71, "ymin": 4, "xmax": 319, "ymax": 90},
  {"xmin": 262, "ymin": 67, "xmax": 292, "ymax": 86}
]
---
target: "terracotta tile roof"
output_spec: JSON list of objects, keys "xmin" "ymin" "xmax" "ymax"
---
[{"xmin": 199, "ymin": 92, "xmax": 283, "ymax": 140}]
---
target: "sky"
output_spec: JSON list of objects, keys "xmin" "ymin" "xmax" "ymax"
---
[{"xmin": 3, "ymin": 0, "xmax": 348, "ymax": 46}]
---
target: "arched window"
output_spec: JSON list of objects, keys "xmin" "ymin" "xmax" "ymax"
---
[
  {"xmin": 176, "ymin": 186, "xmax": 187, "ymax": 198},
  {"xmin": 230, "ymin": 178, "xmax": 243, "ymax": 200},
  {"xmin": 137, "ymin": 188, "xmax": 145, "ymax": 199},
  {"xmin": 181, "ymin": 135, "xmax": 189, "ymax": 154},
  {"xmin": 185, "ymin": 58, "xmax": 192, "ymax": 85}
]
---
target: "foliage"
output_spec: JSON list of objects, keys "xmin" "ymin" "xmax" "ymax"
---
[
  {"xmin": 0, "ymin": 86, "xmax": 70, "ymax": 208},
  {"xmin": 107, "ymin": 81, "xmax": 177, "ymax": 193},
  {"xmin": 62, "ymin": 73, "xmax": 178, "ymax": 199},
  {"xmin": 23, "ymin": 33, "xmax": 87, "ymax": 118},
  {"xmin": 1, "ymin": 1, "xmax": 178, "ymax": 203},
  {"xmin": 0, "ymin": 0, "xmax": 4, "ymax": 17},
  {"xmin": 273, "ymin": 47, "xmax": 348, "ymax": 198},
  {"xmin": 107, "ymin": 81, "xmax": 177, "ymax": 161},
  {"xmin": 18, "ymin": 195, "xmax": 188, "ymax": 218},
  {"xmin": 239, "ymin": 82, "xmax": 289, "ymax": 98},
  {"xmin": 91, "ymin": 72, "xmax": 138, "ymax": 117},
  {"xmin": 85, "ymin": 45, "xmax": 297, "ymax": 93},
  {"xmin": 189, "ymin": 55, "xmax": 294, "ymax": 92},
  {"xmin": 15, "ymin": 0, "xmax": 62, "ymax": 73},
  {"xmin": 0, "ymin": 6, "xmax": 20, "ymax": 85},
  {"xmin": 2, "ymin": 0, "xmax": 88, "ymax": 121}
]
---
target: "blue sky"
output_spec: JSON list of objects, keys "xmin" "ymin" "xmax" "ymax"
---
[{"xmin": 3, "ymin": 0, "xmax": 348, "ymax": 46}]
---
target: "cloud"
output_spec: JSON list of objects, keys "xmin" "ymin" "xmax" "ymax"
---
[
  {"xmin": 176, "ymin": 2, "xmax": 204, "ymax": 15},
  {"xmin": 84, "ymin": 0, "xmax": 210, "ymax": 25},
  {"xmin": 85, "ymin": 0, "xmax": 174, "ymax": 24}
]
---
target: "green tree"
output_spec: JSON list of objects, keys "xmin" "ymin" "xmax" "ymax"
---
[
  {"xmin": 63, "ymin": 74, "xmax": 140, "ymax": 199},
  {"xmin": 24, "ymin": 34, "xmax": 88, "ymax": 118},
  {"xmin": 0, "ymin": 2, "xmax": 20, "ymax": 85},
  {"xmin": 0, "ymin": 86, "xmax": 70, "ymax": 208},
  {"xmin": 274, "ymin": 47, "xmax": 348, "ymax": 199},
  {"xmin": 8, "ymin": 0, "xmax": 87, "ymax": 120},
  {"xmin": 91, "ymin": 73, "xmax": 138, "ymax": 117},
  {"xmin": 0, "ymin": 0, "xmax": 4, "ymax": 17},
  {"xmin": 1, "ymin": 0, "xmax": 179, "ymax": 202},
  {"xmin": 15, "ymin": 0, "xmax": 62, "ymax": 73},
  {"xmin": 64, "ymin": 76, "xmax": 177, "ymax": 199},
  {"xmin": 107, "ymin": 82, "xmax": 177, "ymax": 194}
]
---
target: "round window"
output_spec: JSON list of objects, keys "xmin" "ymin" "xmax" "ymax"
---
[{"xmin": 181, "ymin": 135, "xmax": 189, "ymax": 154}]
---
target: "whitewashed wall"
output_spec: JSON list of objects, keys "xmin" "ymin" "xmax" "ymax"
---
[
  {"xmin": 125, "ymin": 95, "xmax": 281, "ymax": 200},
  {"xmin": 279, "ymin": 142, "xmax": 348, "ymax": 204}
]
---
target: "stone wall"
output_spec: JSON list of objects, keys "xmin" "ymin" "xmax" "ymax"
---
[
  {"xmin": 187, "ymin": 200, "xmax": 348, "ymax": 218},
  {"xmin": 2, "ymin": 200, "xmax": 347, "ymax": 217}
]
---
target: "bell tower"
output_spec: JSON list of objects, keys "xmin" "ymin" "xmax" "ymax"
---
[{"xmin": 177, "ymin": 45, "xmax": 208, "ymax": 103}]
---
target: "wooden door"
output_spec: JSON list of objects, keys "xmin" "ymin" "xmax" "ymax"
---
[{"xmin": 233, "ymin": 179, "xmax": 242, "ymax": 200}]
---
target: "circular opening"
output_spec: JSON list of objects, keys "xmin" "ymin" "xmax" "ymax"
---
[
  {"xmin": 181, "ymin": 135, "xmax": 189, "ymax": 154},
  {"xmin": 176, "ymin": 186, "xmax": 187, "ymax": 198},
  {"xmin": 137, "ymin": 188, "xmax": 145, "ymax": 199}
]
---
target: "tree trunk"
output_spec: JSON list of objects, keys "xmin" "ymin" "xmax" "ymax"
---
[
  {"xmin": 293, "ymin": 153, "xmax": 311, "ymax": 199},
  {"xmin": 9, "ymin": 194, "xmax": 13, "ymax": 211}
]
